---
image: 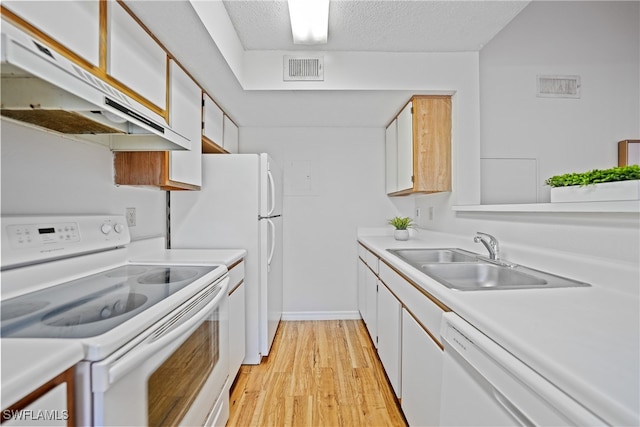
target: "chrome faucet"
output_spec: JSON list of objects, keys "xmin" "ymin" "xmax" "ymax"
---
[{"xmin": 474, "ymin": 232, "xmax": 500, "ymax": 260}]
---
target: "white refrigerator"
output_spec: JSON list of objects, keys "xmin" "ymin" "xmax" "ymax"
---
[{"xmin": 170, "ymin": 153, "xmax": 283, "ymax": 364}]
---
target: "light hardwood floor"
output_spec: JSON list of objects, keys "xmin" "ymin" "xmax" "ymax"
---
[{"xmin": 228, "ymin": 320, "xmax": 408, "ymax": 427}]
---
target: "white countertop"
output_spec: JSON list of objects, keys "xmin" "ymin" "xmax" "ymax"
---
[
  {"xmin": 126, "ymin": 237, "xmax": 246, "ymax": 268},
  {"xmin": 130, "ymin": 248, "xmax": 246, "ymax": 267},
  {"xmin": 358, "ymin": 230, "xmax": 639, "ymax": 426},
  {"xmin": 1, "ymin": 339, "xmax": 84, "ymax": 409}
]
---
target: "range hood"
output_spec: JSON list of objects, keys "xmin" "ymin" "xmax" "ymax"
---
[{"xmin": 0, "ymin": 20, "xmax": 190, "ymax": 151}]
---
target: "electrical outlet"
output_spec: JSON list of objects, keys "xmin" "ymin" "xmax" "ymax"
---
[
  {"xmin": 428, "ymin": 207, "xmax": 435, "ymax": 221},
  {"xmin": 416, "ymin": 208, "xmax": 421, "ymax": 217},
  {"xmin": 126, "ymin": 207, "xmax": 136, "ymax": 227}
]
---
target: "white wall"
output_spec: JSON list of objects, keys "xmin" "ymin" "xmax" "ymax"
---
[
  {"xmin": 414, "ymin": 1, "xmax": 640, "ymax": 290},
  {"xmin": 1, "ymin": 119, "xmax": 167, "ymax": 240},
  {"xmin": 241, "ymin": 127, "xmax": 407, "ymax": 317},
  {"xmin": 480, "ymin": 1, "xmax": 640, "ymax": 203}
]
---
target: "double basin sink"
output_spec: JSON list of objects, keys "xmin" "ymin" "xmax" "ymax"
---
[{"xmin": 387, "ymin": 248, "xmax": 590, "ymax": 291}]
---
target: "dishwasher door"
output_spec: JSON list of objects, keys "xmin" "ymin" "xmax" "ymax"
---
[{"xmin": 439, "ymin": 313, "xmax": 606, "ymax": 427}]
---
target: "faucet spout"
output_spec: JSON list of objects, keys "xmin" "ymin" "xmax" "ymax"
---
[{"xmin": 474, "ymin": 232, "xmax": 500, "ymax": 260}]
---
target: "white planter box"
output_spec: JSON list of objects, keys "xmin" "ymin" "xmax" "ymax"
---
[{"xmin": 550, "ymin": 180, "xmax": 640, "ymax": 203}]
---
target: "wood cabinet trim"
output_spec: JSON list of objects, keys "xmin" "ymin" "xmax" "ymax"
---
[
  {"xmin": 113, "ymin": 152, "xmax": 200, "ymax": 190},
  {"xmin": 229, "ymin": 279, "xmax": 244, "ymax": 296},
  {"xmin": 403, "ymin": 305, "xmax": 444, "ymax": 350},
  {"xmin": 228, "ymin": 258, "xmax": 244, "ymax": 270},
  {"xmin": 618, "ymin": 139, "xmax": 640, "ymax": 167},
  {"xmin": 1, "ymin": 5, "xmax": 101, "ymax": 75},
  {"xmin": 202, "ymin": 135, "xmax": 228, "ymax": 154},
  {"xmin": 1, "ymin": 367, "xmax": 75, "ymax": 426}
]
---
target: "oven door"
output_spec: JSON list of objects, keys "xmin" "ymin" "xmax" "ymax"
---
[{"xmin": 89, "ymin": 276, "xmax": 229, "ymax": 427}]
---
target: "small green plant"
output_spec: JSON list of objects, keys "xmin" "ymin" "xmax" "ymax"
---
[
  {"xmin": 545, "ymin": 165, "xmax": 640, "ymax": 188},
  {"xmin": 388, "ymin": 216, "xmax": 415, "ymax": 230}
]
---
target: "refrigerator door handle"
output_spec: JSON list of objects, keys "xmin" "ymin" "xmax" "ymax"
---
[
  {"xmin": 267, "ymin": 169, "xmax": 276, "ymax": 216},
  {"xmin": 266, "ymin": 218, "xmax": 276, "ymax": 269}
]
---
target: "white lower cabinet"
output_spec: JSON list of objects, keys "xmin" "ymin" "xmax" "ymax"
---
[
  {"xmin": 377, "ymin": 283, "xmax": 402, "ymax": 397},
  {"xmin": 358, "ymin": 243, "xmax": 447, "ymax": 426},
  {"xmin": 401, "ymin": 309, "xmax": 443, "ymax": 427},
  {"xmin": 228, "ymin": 261, "xmax": 246, "ymax": 382},
  {"xmin": 364, "ymin": 266, "xmax": 378, "ymax": 347},
  {"xmin": 357, "ymin": 257, "xmax": 367, "ymax": 320}
]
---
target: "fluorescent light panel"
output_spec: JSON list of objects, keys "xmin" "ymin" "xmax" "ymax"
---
[{"xmin": 287, "ymin": 0, "xmax": 329, "ymax": 45}]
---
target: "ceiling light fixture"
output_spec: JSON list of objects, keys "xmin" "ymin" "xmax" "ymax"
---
[{"xmin": 287, "ymin": 0, "xmax": 330, "ymax": 45}]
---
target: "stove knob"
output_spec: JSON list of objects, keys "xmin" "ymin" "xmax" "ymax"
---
[
  {"xmin": 101, "ymin": 223, "xmax": 112, "ymax": 235},
  {"xmin": 113, "ymin": 300, "xmax": 124, "ymax": 313},
  {"xmin": 114, "ymin": 223, "xmax": 125, "ymax": 233},
  {"xmin": 100, "ymin": 306, "xmax": 112, "ymax": 319}
]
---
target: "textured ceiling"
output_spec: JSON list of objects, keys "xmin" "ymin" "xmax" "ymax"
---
[{"xmin": 222, "ymin": 0, "xmax": 530, "ymax": 52}]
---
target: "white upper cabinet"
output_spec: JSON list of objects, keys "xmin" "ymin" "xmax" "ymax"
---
[
  {"xmin": 396, "ymin": 101, "xmax": 414, "ymax": 192},
  {"xmin": 2, "ymin": 1, "xmax": 100, "ymax": 67},
  {"xmin": 203, "ymin": 93, "xmax": 224, "ymax": 147},
  {"xmin": 107, "ymin": 1, "xmax": 167, "ymax": 110},
  {"xmin": 223, "ymin": 116, "xmax": 239, "ymax": 154},
  {"xmin": 168, "ymin": 60, "xmax": 202, "ymax": 186}
]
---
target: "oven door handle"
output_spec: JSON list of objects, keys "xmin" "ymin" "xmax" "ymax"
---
[{"xmin": 99, "ymin": 277, "xmax": 229, "ymax": 388}]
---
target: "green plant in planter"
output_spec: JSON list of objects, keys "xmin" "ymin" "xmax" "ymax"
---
[
  {"xmin": 388, "ymin": 216, "xmax": 415, "ymax": 230},
  {"xmin": 545, "ymin": 165, "xmax": 640, "ymax": 187}
]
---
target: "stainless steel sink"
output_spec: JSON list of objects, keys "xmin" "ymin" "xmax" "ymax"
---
[
  {"xmin": 420, "ymin": 262, "xmax": 590, "ymax": 291},
  {"xmin": 387, "ymin": 247, "xmax": 590, "ymax": 291},
  {"xmin": 387, "ymin": 248, "xmax": 479, "ymax": 264}
]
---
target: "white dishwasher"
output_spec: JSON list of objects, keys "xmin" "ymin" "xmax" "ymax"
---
[{"xmin": 439, "ymin": 312, "xmax": 606, "ymax": 426}]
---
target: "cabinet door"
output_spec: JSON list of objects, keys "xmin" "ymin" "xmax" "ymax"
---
[
  {"xmin": 385, "ymin": 120, "xmax": 398, "ymax": 194},
  {"xmin": 229, "ymin": 282, "xmax": 246, "ymax": 381},
  {"xmin": 377, "ymin": 283, "xmax": 402, "ymax": 397},
  {"xmin": 402, "ymin": 309, "xmax": 443, "ymax": 427},
  {"xmin": 2, "ymin": 1, "xmax": 100, "ymax": 67},
  {"xmin": 108, "ymin": 1, "xmax": 167, "ymax": 109},
  {"xmin": 358, "ymin": 258, "xmax": 367, "ymax": 320},
  {"xmin": 168, "ymin": 60, "xmax": 202, "ymax": 186},
  {"xmin": 364, "ymin": 267, "xmax": 378, "ymax": 346},
  {"xmin": 203, "ymin": 94, "xmax": 224, "ymax": 147},
  {"xmin": 4, "ymin": 383, "xmax": 68, "ymax": 427},
  {"xmin": 396, "ymin": 101, "xmax": 414, "ymax": 192},
  {"xmin": 223, "ymin": 116, "xmax": 239, "ymax": 154}
]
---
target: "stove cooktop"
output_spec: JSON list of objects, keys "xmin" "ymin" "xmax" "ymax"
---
[{"xmin": 0, "ymin": 264, "xmax": 219, "ymax": 339}]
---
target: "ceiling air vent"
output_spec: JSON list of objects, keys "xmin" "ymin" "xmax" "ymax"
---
[
  {"xmin": 536, "ymin": 75, "xmax": 581, "ymax": 98},
  {"xmin": 284, "ymin": 56, "xmax": 324, "ymax": 81}
]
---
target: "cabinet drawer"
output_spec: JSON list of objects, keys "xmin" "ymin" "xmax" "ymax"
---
[
  {"xmin": 365, "ymin": 250, "xmax": 379, "ymax": 274},
  {"xmin": 228, "ymin": 260, "xmax": 245, "ymax": 294},
  {"xmin": 379, "ymin": 261, "xmax": 445, "ymax": 346},
  {"xmin": 358, "ymin": 243, "xmax": 367, "ymax": 260}
]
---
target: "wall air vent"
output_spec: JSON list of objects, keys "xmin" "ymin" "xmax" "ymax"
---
[
  {"xmin": 537, "ymin": 75, "xmax": 581, "ymax": 98},
  {"xmin": 284, "ymin": 56, "xmax": 324, "ymax": 81}
]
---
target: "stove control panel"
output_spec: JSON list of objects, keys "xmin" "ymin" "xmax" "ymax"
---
[{"xmin": 1, "ymin": 215, "xmax": 131, "ymax": 269}]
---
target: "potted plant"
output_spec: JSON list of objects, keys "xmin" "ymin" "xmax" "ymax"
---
[
  {"xmin": 546, "ymin": 164, "xmax": 640, "ymax": 202},
  {"xmin": 388, "ymin": 216, "xmax": 415, "ymax": 241}
]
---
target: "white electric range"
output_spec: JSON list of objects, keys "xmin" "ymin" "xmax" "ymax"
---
[{"xmin": 1, "ymin": 215, "xmax": 230, "ymax": 427}]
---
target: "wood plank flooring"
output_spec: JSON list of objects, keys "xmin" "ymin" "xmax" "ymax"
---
[{"xmin": 228, "ymin": 320, "xmax": 408, "ymax": 427}]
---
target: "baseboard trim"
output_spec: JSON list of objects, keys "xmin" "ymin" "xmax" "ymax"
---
[{"xmin": 281, "ymin": 311, "xmax": 362, "ymax": 321}]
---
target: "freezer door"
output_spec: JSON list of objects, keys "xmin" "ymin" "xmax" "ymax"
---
[{"xmin": 260, "ymin": 154, "xmax": 283, "ymax": 217}]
